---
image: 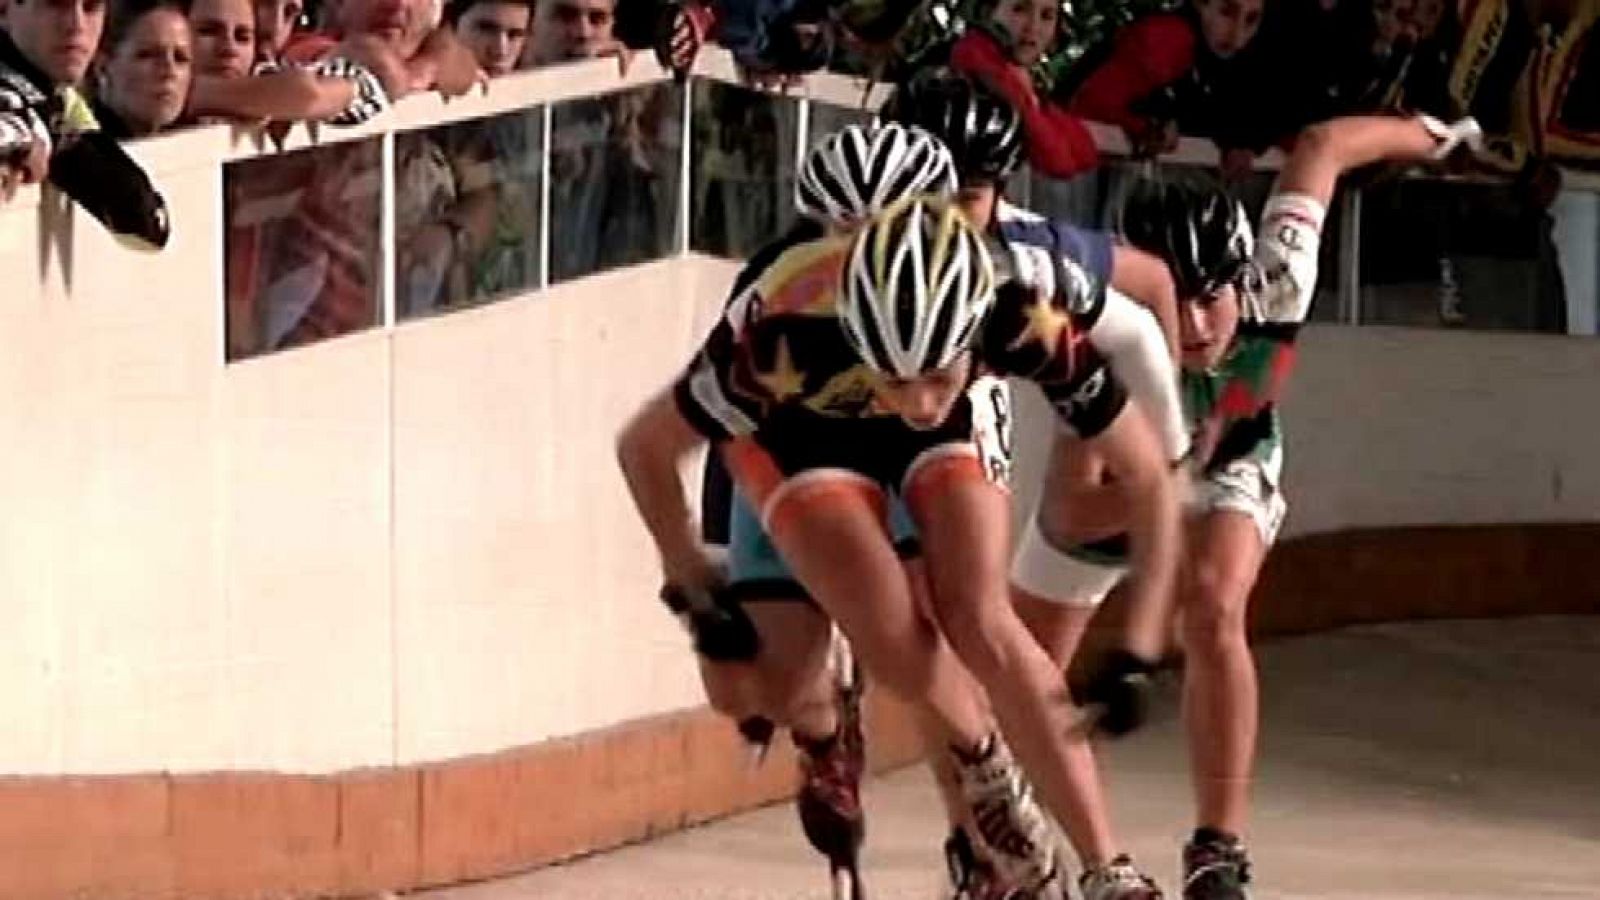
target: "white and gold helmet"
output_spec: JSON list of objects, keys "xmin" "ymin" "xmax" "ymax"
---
[{"xmin": 839, "ymin": 196, "xmax": 995, "ymax": 377}]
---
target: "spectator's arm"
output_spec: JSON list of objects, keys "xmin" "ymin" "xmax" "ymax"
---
[
  {"xmin": 0, "ymin": 82, "xmax": 50, "ymax": 199},
  {"xmin": 1, "ymin": 108, "xmax": 50, "ymax": 182},
  {"xmin": 305, "ymin": 57, "xmax": 390, "ymax": 124},
  {"xmin": 951, "ymin": 30, "xmax": 1099, "ymax": 178},
  {"xmin": 1068, "ymin": 15, "xmax": 1196, "ymax": 134},
  {"xmin": 1, "ymin": 106, "xmax": 48, "ymax": 155},
  {"xmin": 1, "ymin": 80, "xmax": 51, "ymax": 156},
  {"xmin": 188, "ymin": 61, "xmax": 387, "ymax": 125}
]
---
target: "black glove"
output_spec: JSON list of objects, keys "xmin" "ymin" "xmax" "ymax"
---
[
  {"xmin": 659, "ymin": 582, "xmax": 762, "ymax": 662},
  {"xmin": 1080, "ymin": 649, "xmax": 1157, "ymax": 737}
]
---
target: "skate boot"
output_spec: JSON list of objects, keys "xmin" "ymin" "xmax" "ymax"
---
[
  {"xmin": 951, "ymin": 734, "xmax": 1064, "ymax": 899},
  {"xmin": 795, "ymin": 648, "xmax": 867, "ymax": 899},
  {"xmin": 1418, "ymin": 114, "xmax": 1484, "ymax": 161},
  {"xmin": 1079, "ymin": 854, "xmax": 1163, "ymax": 900},
  {"xmin": 1182, "ymin": 828, "xmax": 1251, "ymax": 900},
  {"xmin": 944, "ymin": 827, "xmax": 1031, "ymax": 899}
]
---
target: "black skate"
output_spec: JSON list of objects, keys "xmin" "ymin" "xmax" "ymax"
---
[
  {"xmin": 1182, "ymin": 829, "xmax": 1252, "ymax": 900},
  {"xmin": 795, "ymin": 638, "xmax": 867, "ymax": 898}
]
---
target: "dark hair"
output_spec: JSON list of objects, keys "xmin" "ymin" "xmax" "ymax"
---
[
  {"xmin": 103, "ymin": 0, "xmax": 193, "ymax": 55},
  {"xmin": 443, "ymin": 0, "xmax": 531, "ymax": 26}
]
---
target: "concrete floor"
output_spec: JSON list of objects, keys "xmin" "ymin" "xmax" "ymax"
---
[{"xmin": 419, "ymin": 617, "xmax": 1600, "ymax": 899}]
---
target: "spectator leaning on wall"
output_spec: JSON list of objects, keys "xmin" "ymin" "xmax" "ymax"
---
[
  {"xmin": 187, "ymin": 0, "xmax": 391, "ymax": 127},
  {"xmin": 538, "ymin": 0, "xmax": 676, "ymax": 279},
  {"xmin": 1065, "ymin": 0, "xmax": 1278, "ymax": 178},
  {"xmin": 444, "ymin": 0, "xmax": 529, "ymax": 75},
  {"xmin": 286, "ymin": 0, "xmax": 484, "ymax": 97},
  {"xmin": 90, "ymin": 0, "xmax": 194, "ymax": 138},
  {"xmin": 949, "ymin": 0, "xmax": 1100, "ymax": 179},
  {"xmin": 527, "ymin": 0, "xmax": 631, "ymax": 67},
  {"xmin": 1, "ymin": 0, "xmax": 170, "ymax": 247},
  {"xmin": 233, "ymin": 0, "xmax": 482, "ymax": 351}
]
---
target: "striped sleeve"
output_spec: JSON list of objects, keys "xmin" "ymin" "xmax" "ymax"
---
[
  {"xmin": 672, "ymin": 310, "xmax": 763, "ymax": 441},
  {"xmin": 0, "ymin": 84, "xmax": 50, "ymax": 160},
  {"xmin": 308, "ymin": 56, "xmax": 390, "ymax": 125}
]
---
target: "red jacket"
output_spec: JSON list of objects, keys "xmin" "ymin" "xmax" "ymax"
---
[
  {"xmin": 950, "ymin": 29, "xmax": 1099, "ymax": 178},
  {"xmin": 1068, "ymin": 13, "xmax": 1197, "ymax": 134}
]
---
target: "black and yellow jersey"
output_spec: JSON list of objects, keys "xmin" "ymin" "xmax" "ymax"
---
[{"xmin": 673, "ymin": 228, "xmax": 1124, "ymax": 443}]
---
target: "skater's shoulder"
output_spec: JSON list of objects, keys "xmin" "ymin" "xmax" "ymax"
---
[
  {"xmin": 729, "ymin": 219, "xmax": 826, "ymax": 296},
  {"xmin": 736, "ymin": 232, "xmax": 851, "ymax": 321}
]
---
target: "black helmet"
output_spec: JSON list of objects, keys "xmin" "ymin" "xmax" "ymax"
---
[
  {"xmin": 1116, "ymin": 176, "xmax": 1254, "ymax": 299},
  {"xmin": 879, "ymin": 70, "xmax": 1024, "ymax": 183}
]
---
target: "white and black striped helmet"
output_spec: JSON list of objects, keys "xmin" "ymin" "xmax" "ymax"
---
[
  {"xmin": 840, "ymin": 196, "xmax": 995, "ymax": 378},
  {"xmin": 795, "ymin": 122, "xmax": 957, "ymax": 227}
]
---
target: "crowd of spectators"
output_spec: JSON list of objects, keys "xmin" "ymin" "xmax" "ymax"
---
[{"xmin": 3, "ymin": 0, "xmax": 1595, "ymax": 347}]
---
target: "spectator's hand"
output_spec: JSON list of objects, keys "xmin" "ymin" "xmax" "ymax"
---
[
  {"xmin": 1, "ymin": 139, "xmax": 49, "ymax": 200},
  {"xmin": 609, "ymin": 41, "xmax": 636, "ymax": 77},
  {"xmin": 340, "ymin": 36, "xmax": 414, "ymax": 100},
  {"xmin": 1219, "ymin": 147, "xmax": 1256, "ymax": 181}
]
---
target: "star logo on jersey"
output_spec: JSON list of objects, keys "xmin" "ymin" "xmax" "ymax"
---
[
  {"xmin": 753, "ymin": 335, "xmax": 806, "ymax": 402},
  {"xmin": 1008, "ymin": 289, "xmax": 1070, "ymax": 354}
]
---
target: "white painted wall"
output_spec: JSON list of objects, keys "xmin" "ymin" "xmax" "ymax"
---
[{"xmin": 0, "ymin": 135, "xmax": 723, "ymax": 773}]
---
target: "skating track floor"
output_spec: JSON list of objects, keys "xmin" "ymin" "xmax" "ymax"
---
[{"xmin": 420, "ymin": 617, "xmax": 1600, "ymax": 899}]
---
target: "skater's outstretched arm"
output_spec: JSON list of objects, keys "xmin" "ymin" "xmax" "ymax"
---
[{"xmin": 1201, "ymin": 113, "xmax": 1480, "ymax": 446}]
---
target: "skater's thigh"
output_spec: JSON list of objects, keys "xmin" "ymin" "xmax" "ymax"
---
[
  {"xmin": 1180, "ymin": 511, "xmax": 1269, "ymax": 628},
  {"xmin": 724, "ymin": 485, "xmax": 835, "ymax": 691}
]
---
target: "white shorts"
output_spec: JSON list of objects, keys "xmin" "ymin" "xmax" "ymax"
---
[
  {"xmin": 1190, "ymin": 450, "xmax": 1288, "ymax": 547},
  {"xmin": 1012, "ymin": 447, "xmax": 1287, "ymax": 607},
  {"xmin": 1009, "ymin": 510, "xmax": 1127, "ymax": 608}
]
